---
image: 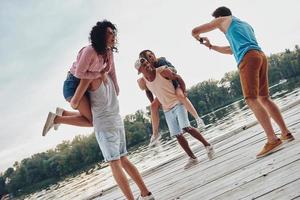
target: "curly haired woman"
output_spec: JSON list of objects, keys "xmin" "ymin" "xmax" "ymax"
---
[{"xmin": 42, "ymin": 20, "xmax": 119, "ymax": 136}]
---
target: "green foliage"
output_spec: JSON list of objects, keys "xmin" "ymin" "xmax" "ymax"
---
[
  {"xmin": 124, "ymin": 110, "xmax": 151, "ymax": 147},
  {"xmin": 3, "ymin": 134, "xmax": 103, "ymax": 196},
  {"xmin": 0, "ymin": 175, "xmax": 7, "ymax": 198},
  {"xmin": 268, "ymin": 46, "xmax": 300, "ymax": 84},
  {"xmin": 188, "ymin": 79, "xmax": 231, "ymax": 114}
]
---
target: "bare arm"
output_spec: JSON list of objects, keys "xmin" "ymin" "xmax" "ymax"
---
[
  {"xmin": 108, "ymin": 56, "xmax": 120, "ymax": 95},
  {"xmin": 211, "ymin": 45, "xmax": 232, "ymax": 54},
  {"xmin": 146, "ymin": 90, "xmax": 154, "ymax": 103},
  {"xmin": 200, "ymin": 37, "xmax": 232, "ymax": 54},
  {"xmin": 192, "ymin": 18, "xmax": 221, "ymax": 40},
  {"xmin": 192, "ymin": 18, "xmax": 233, "ymax": 55},
  {"xmin": 137, "ymin": 78, "xmax": 154, "ymax": 102},
  {"xmin": 160, "ymin": 69, "xmax": 187, "ymax": 95},
  {"xmin": 70, "ymin": 79, "xmax": 93, "ymax": 109}
]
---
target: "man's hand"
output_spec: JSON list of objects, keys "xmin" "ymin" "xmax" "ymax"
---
[
  {"xmin": 193, "ymin": 34, "xmax": 201, "ymax": 41},
  {"xmin": 70, "ymin": 97, "xmax": 79, "ymax": 110},
  {"xmin": 101, "ymin": 72, "xmax": 108, "ymax": 84},
  {"xmin": 200, "ymin": 37, "xmax": 212, "ymax": 49},
  {"xmin": 183, "ymin": 91, "xmax": 188, "ymax": 97}
]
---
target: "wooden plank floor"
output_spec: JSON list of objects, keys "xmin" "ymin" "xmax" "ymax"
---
[{"xmin": 92, "ymin": 101, "xmax": 300, "ymax": 200}]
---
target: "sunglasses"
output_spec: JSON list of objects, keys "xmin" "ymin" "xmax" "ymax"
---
[{"xmin": 139, "ymin": 57, "xmax": 147, "ymax": 64}]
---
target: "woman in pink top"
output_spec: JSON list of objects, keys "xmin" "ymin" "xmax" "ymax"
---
[{"xmin": 42, "ymin": 20, "xmax": 119, "ymax": 136}]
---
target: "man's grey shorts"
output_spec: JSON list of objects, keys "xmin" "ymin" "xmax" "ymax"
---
[
  {"xmin": 164, "ymin": 103, "xmax": 190, "ymax": 137},
  {"xmin": 95, "ymin": 127, "xmax": 128, "ymax": 162}
]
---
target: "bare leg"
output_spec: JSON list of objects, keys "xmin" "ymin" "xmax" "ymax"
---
[
  {"xmin": 54, "ymin": 95, "xmax": 92, "ymax": 127},
  {"xmin": 61, "ymin": 110, "xmax": 79, "ymax": 116},
  {"xmin": 120, "ymin": 156, "xmax": 150, "ymax": 197},
  {"xmin": 150, "ymin": 98, "xmax": 161, "ymax": 137},
  {"xmin": 53, "ymin": 78, "xmax": 104, "ymax": 127},
  {"xmin": 176, "ymin": 134, "xmax": 196, "ymax": 159},
  {"xmin": 184, "ymin": 127, "xmax": 210, "ymax": 146},
  {"xmin": 258, "ymin": 96, "xmax": 290, "ymax": 136},
  {"xmin": 176, "ymin": 88, "xmax": 199, "ymax": 119},
  {"xmin": 245, "ymin": 98, "xmax": 278, "ymax": 143},
  {"xmin": 110, "ymin": 159, "xmax": 134, "ymax": 200}
]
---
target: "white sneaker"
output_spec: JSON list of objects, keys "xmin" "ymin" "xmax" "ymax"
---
[
  {"xmin": 206, "ymin": 145, "xmax": 215, "ymax": 160},
  {"xmin": 196, "ymin": 117, "xmax": 205, "ymax": 131},
  {"xmin": 42, "ymin": 112, "xmax": 56, "ymax": 136},
  {"xmin": 148, "ymin": 134, "xmax": 161, "ymax": 148},
  {"xmin": 136, "ymin": 192, "xmax": 155, "ymax": 200},
  {"xmin": 53, "ymin": 107, "xmax": 64, "ymax": 131},
  {"xmin": 184, "ymin": 157, "xmax": 199, "ymax": 170}
]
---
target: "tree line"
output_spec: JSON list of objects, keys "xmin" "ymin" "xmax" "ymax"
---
[{"xmin": 1, "ymin": 46, "xmax": 300, "ymax": 198}]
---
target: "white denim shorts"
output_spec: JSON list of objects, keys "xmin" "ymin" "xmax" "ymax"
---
[
  {"xmin": 164, "ymin": 104, "xmax": 191, "ymax": 137},
  {"xmin": 95, "ymin": 127, "xmax": 128, "ymax": 162}
]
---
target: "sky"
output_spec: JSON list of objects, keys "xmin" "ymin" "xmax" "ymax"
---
[{"xmin": 0, "ymin": 0, "xmax": 299, "ymax": 172}]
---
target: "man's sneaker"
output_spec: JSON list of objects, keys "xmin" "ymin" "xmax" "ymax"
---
[
  {"xmin": 53, "ymin": 107, "xmax": 64, "ymax": 131},
  {"xmin": 280, "ymin": 132, "xmax": 295, "ymax": 142},
  {"xmin": 136, "ymin": 192, "xmax": 155, "ymax": 200},
  {"xmin": 148, "ymin": 134, "xmax": 161, "ymax": 148},
  {"xmin": 196, "ymin": 117, "xmax": 205, "ymax": 131},
  {"xmin": 256, "ymin": 139, "xmax": 283, "ymax": 158},
  {"xmin": 205, "ymin": 145, "xmax": 215, "ymax": 160},
  {"xmin": 42, "ymin": 112, "xmax": 56, "ymax": 136},
  {"xmin": 184, "ymin": 157, "xmax": 199, "ymax": 170}
]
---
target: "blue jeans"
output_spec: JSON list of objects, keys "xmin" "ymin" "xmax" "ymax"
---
[{"xmin": 63, "ymin": 72, "xmax": 80, "ymax": 101}]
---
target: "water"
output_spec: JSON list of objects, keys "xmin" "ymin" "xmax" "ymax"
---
[{"xmin": 24, "ymin": 80, "xmax": 300, "ymax": 200}]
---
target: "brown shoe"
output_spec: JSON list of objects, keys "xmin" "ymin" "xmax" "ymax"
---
[
  {"xmin": 256, "ymin": 139, "xmax": 283, "ymax": 158},
  {"xmin": 280, "ymin": 133, "xmax": 295, "ymax": 142}
]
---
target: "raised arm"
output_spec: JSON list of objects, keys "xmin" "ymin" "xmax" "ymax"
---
[
  {"xmin": 160, "ymin": 69, "xmax": 186, "ymax": 95},
  {"xmin": 192, "ymin": 18, "xmax": 232, "ymax": 55},
  {"xmin": 192, "ymin": 19, "xmax": 220, "ymax": 40}
]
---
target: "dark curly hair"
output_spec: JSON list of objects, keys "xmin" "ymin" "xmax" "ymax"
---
[
  {"xmin": 139, "ymin": 49, "xmax": 154, "ymax": 60},
  {"xmin": 212, "ymin": 6, "xmax": 232, "ymax": 18},
  {"xmin": 89, "ymin": 20, "xmax": 118, "ymax": 55}
]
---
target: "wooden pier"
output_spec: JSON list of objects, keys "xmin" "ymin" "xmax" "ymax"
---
[{"xmin": 92, "ymin": 100, "xmax": 300, "ymax": 200}]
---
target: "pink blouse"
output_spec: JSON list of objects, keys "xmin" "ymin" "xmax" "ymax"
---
[{"xmin": 69, "ymin": 45, "xmax": 119, "ymax": 95}]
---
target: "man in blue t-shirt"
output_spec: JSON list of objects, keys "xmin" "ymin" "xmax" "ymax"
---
[{"xmin": 191, "ymin": 6, "xmax": 294, "ymax": 158}]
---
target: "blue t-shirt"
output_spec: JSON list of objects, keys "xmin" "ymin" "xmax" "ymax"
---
[{"xmin": 225, "ymin": 16, "xmax": 262, "ymax": 66}]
